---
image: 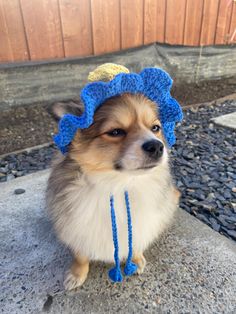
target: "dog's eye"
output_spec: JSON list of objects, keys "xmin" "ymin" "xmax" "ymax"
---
[
  {"xmin": 151, "ymin": 125, "xmax": 161, "ymax": 132},
  {"xmin": 106, "ymin": 128, "xmax": 126, "ymax": 137}
]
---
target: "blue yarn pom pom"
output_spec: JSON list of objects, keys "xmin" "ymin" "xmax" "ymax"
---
[
  {"xmin": 108, "ymin": 267, "xmax": 123, "ymax": 282},
  {"xmin": 124, "ymin": 261, "xmax": 138, "ymax": 276}
]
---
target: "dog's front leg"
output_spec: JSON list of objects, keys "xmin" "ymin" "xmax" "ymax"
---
[{"xmin": 64, "ymin": 254, "xmax": 89, "ymax": 290}]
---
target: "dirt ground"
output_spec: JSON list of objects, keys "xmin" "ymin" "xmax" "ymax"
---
[{"xmin": 0, "ymin": 78, "xmax": 235, "ymax": 155}]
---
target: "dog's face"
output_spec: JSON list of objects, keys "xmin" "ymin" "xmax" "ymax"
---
[{"xmin": 53, "ymin": 94, "xmax": 168, "ymax": 173}]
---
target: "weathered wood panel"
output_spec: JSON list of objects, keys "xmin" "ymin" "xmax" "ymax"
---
[
  {"xmin": 91, "ymin": 0, "xmax": 120, "ymax": 54},
  {"xmin": 144, "ymin": 0, "xmax": 157, "ymax": 44},
  {"xmin": 144, "ymin": 0, "xmax": 167, "ymax": 44},
  {"xmin": 0, "ymin": 0, "xmax": 235, "ymax": 63},
  {"xmin": 156, "ymin": 0, "xmax": 166, "ymax": 43},
  {"xmin": 215, "ymin": 0, "xmax": 234, "ymax": 44},
  {"xmin": 184, "ymin": 0, "xmax": 204, "ymax": 46},
  {"xmin": 165, "ymin": 0, "xmax": 187, "ymax": 45},
  {"xmin": 228, "ymin": 1, "xmax": 236, "ymax": 43},
  {"xmin": 20, "ymin": 0, "xmax": 64, "ymax": 60},
  {"xmin": 120, "ymin": 0, "xmax": 144, "ymax": 49},
  {"xmin": 59, "ymin": 0, "xmax": 93, "ymax": 57},
  {"xmin": 0, "ymin": 0, "xmax": 29, "ymax": 62},
  {"xmin": 200, "ymin": 0, "xmax": 220, "ymax": 45}
]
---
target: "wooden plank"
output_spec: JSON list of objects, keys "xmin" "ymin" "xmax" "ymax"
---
[
  {"xmin": 144, "ymin": 0, "xmax": 166, "ymax": 44},
  {"xmin": 120, "ymin": 0, "xmax": 144, "ymax": 49},
  {"xmin": 165, "ymin": 0, "xmax": 187, "ymax": 45},
  {"xmin": 200, "ymin": 0, "xmax": 220, "ymax": 45},
  {"xmin": 228, "ymin": 1, "xmax": 236, "ymax": 44},
  {"xmin": 0, "ymin": 0, "xmax": 29, "ymax": 63},
  {"xmin": 184, "ymin": 0, "xmax": 204, "ymax": 46},
  {"xmin": 91, "ymin": 0, "xmax": 120, "ymax": 55},
  {"xmin": 59, "ymin": 0, "xmax": 93, "ymax": 57},
  {"xmin": 144, "ymin": 0, "xmax": 158, "ymax": 44},
  {"xmin": 20, "ymin": 0, "xmax": 64, "ymax": 60},
  {"xmin": 156, "ymin": 0, "xmax": 166, "ymax": 43},
  {"xmin": 215, "ymin": 0, "xmax": 233, "ymax": 44}
]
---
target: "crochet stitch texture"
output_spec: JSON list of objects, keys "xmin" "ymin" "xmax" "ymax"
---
[{"xmin": 54, "ymin": 67, "xmax": 183, "ymax": 154}]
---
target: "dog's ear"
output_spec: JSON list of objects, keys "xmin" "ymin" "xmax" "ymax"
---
[{"xmin": 48, "ymin": 99, "xmax": 83, "ymax": 121}]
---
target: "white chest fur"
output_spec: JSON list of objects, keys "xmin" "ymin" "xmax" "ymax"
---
[{"xmin": 55, "ymin": 166, "xmax": 177, "ymax": 262}]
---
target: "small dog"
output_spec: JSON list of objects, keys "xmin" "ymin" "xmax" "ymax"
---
[{"xmin": 46, "ymin": 93, "xmax": 180, "ymax": 290}]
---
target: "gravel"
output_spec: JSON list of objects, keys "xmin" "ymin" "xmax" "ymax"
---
[
  {"xmin": 0, "ymin": 145, "xmax": 56, "ymax": 182},
  {"xmin": 0, "ymin": 99, "xmax": 236, "ymax": 241},
  {"xmin": 171, "ymin": 99, "xmax": 236, "ymax": 241}
]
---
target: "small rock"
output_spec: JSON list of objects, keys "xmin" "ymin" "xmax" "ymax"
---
[
  {"xmin": 217, "ymin": 215, "xmax": 233, "ymax": 228},
  {"xmin": 195, "ymin": 191, "xmax": 206, "ymax": 201},
  {"xmin": 183, "ymin": 151, "xmax": 194, "ymax": 160},
  {"xmin": 206, "ymin": 192, "xmax": 215, "ymax": 201},
  {"xmin": 43, "ymin": 295, "xmax": 53, "ymax": 311},
  {"xmin": 228, "ymin": 172, "xmax": 236, "ymax": 179},
  {"xmin": 177, "ymin": 180, "xmax": 183, "ymax": 188},
  {"xmin": 196, "ymin": 214, "xmax": 210, "ymax": 226},
  {"xmin": 223, "ymin": 190, "xmax": 232, "ymax": 199},
  {"xmin": 215, "ymin": 193, "xmax": 226, "ymax": 202},
  {"xmin": 227, "ymin": 166, "xmax": 234, "ymax": 172},
  {"xmin": 188, "ymin": 182, "xmax": 201, "ymax": 189},
  {"xmin": 232, "ymin": 187, "xmax": 236, "ymax": 193},
  {"xmin": 225, "ymin": 216, "xmax": 236, "ymax": 223},
  {"xmin": 16, "ymin": 171, "xmax": 24, "ymax": 177},
  {"xmin": 14, "ymin": 188, "xmax": 25, "ymax": 195},
  {"xmin": 208, "ymin": 182, "xmax": 219, "ymax": 188},
  {"xmin": 8, "ymin": 163, "xmax": 15, "ymax": 170},
  {"xmin": 185, "ymin": 167, "xmax": 195, "ymax": 174},
  {"xmin": 0, "ymin": 167, "xmax": 8, "ymax": 174},
  {"xmin": 216, "ymin": 176, "xmax": 227, "ymax": 183},
  {"xmin": 216, "ymin": 200, "xmax": 223, "ymax": 208},
  {"xmin": 201, "ymin": 175, "xmax": 210, "ymax": 183},
  {"xmin": 186, "ymin": 140, "xmax": 193, "ymax": 145},
  {"xmin": 226, "ymin": 230, "xmax": 236, "ymax": 240},
  {"xmin": 225, "ymin": 182, "xmax": 235, "ymax": 189},
  {"xmin": 211, "ymin": 222, "xmax": 220, "ymax": 232}
]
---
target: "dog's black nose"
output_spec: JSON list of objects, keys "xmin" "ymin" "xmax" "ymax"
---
[{"xmin": 142, "ymin": 140, "xmax": 164, "ymax": 159}]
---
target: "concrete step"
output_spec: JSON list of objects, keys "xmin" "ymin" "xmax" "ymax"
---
[
  {"xmin": 1, "ymin": 170, "xmax": 236, "ymax": 313},
  {"xmin": 211, "ymin": 111, "xmax": 236, "ymax": 130}
]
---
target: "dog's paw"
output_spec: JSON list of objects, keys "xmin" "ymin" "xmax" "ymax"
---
[
  {"xmin": 133, "ymin": 254, "xmax": 146, "ymax": 275},
  {"xmin": 136, "ymin": 255, "xmax": 146, "ymax": 274},
  {"xmin": 63, "ymin": 270, "xmax": 87, "ymax": 291}
]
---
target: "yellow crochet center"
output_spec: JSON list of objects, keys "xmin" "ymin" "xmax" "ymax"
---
[{"xmin": 88, "ymin": 63, "xmax": 130, "ymax": 82}]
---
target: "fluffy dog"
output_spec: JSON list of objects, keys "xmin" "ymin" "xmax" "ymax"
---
[{"xmin": 46, "ymin": 93, "xmax": 180, "ymax": 290}]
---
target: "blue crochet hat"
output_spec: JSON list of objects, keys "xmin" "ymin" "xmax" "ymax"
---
[{"xmin": 53, "ymin": 64, "xmax": 183, "ymax": 153}]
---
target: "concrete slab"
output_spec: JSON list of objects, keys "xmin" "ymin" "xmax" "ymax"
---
[
  {"xmin": 1, "ymin": 170, "xmax": 236, "ymax": 314},
  {"xmin": 211, "ymin": 111, "xmax": 236, "ymax": 130}
]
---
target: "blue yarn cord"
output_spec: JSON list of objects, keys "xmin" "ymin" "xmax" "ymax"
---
[
  {"xmin": 124, "ymin": 191, "xmax": 138, "ymax": 276},
  {"xmin": 108, "ymin": 195, "xmax": 123, "ymax": 282}
]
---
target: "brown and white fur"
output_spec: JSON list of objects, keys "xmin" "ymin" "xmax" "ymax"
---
[{"xmin": 46, "ymin": 94, "xmax": 180, "ymax": 290}]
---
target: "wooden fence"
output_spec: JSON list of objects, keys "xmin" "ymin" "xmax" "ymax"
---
[{"xmin": 0, "ymin": 0, "xmax": 236, "ymax": 63}]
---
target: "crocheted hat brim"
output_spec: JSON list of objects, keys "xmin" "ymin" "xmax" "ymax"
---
[{"xmin": 54, "ymin": 68, "xmax": 183, "ymax": 153}]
